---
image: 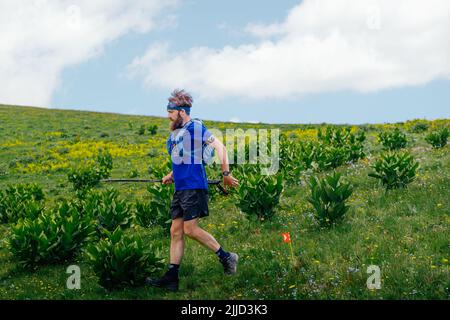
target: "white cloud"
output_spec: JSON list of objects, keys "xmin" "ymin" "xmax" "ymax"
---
[
  {"xmin": 156, "ymin": 13, "xmax": 179, "ymax": 31},
  {"xmin": 0, "ymin": 0, "xmax": 178, "ymax": 107},
  {"xmin": 128, "ymin": 0, "xmax": 450, "ymax": 101}
]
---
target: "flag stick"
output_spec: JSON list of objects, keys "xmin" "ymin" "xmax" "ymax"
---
[{"xmin": 289, "ymin": 241, "xmax": 295, "ymax": 266}]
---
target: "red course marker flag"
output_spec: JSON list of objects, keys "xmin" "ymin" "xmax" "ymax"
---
[{"xmin": 282, "ymin": 232, "xmax": 291, "ymax": 243}]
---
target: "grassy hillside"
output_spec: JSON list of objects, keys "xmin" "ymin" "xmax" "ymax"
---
[{"xmin": 0, "ymin": 104, "xmax": 448, "ymax": 299}]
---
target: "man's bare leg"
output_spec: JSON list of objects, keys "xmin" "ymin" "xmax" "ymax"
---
[
  {"xmin": 145, "ymin": 218, "xmax": 184, "ymax": 291},
  {"xmin": 183, "ymin": 218, "xmax": 220, "ymax": 252},
  {"xmin": 184, "ymin": 218, "xmax": 239, "ymax": 274},
  {"xmin": 170, "ymin": 218, "xmax": 185, "ymax": 264}
]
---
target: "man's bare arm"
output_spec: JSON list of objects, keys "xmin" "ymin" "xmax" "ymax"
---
[{"xmin": 209, "ymin": 138, "xmax": 239, "ymax": 187}]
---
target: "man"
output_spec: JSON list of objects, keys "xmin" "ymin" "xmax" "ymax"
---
[{"xmin": 146, "ymin": 89, "xmax": 240, "ymax": 292}]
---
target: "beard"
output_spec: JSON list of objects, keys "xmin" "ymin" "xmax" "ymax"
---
[{"xmin": 170, "ymin": 114, "xmax": 184, "ymax": 131}]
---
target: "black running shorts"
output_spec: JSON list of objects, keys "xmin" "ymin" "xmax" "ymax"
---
[{"xmin": 170, "ymin": 189, "xmax": 209, "ymax": 221}]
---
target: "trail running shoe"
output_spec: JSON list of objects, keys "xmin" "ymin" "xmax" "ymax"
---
[
  {"xmin": 145, "ymin": 273, "xmax": 179, "ymax": 292},
  {"xmin": 222, "ymin": 252, "xmax": 239, "ymax": 275}
]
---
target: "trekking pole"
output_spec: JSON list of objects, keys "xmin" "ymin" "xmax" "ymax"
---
[{"xmin": 100, "ymin": 178, "xmax": 229, "ymax": 195}]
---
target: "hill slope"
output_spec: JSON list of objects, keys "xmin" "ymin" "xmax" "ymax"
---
[{"xmin": 0, "ymin": 105, "xmax": 448, "ymax": 299}]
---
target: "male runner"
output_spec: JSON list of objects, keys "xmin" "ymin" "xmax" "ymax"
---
[{"xmin": 146, "ymin": 89, "xmax": 239, "ymax": 292}]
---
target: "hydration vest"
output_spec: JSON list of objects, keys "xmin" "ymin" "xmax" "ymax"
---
[{"xmin": 166, "ymin": 118, "xmax": 215, "ymax": 165}]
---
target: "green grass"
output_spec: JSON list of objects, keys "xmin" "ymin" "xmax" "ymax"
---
[{"xmin": 0, "ymin": 104, "xmax": 449, "ymax": 300}]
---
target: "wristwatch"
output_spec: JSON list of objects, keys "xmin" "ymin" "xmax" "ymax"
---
[{"xmin": 222, "ymin": 171, "xmax": 230, "ymax": 177}]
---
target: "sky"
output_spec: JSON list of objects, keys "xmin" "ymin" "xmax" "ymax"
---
[{"xmin": 1, "ymin": 0, "xmax": 450, "ymax": 124}]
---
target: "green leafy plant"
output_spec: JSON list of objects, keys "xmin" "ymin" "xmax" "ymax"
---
[
  {"xmin": 0, "ymin": 163, "xmax": 7, "ymax": 179},
  {"xmin": 148, "ymin": 124, "xmax": 158, "ymax": 135},
  {"xmin": 343, "ymin": 142, "xmax": 366, "ymax": 163},
  {"xmin": 83, "ymin": 188, "xmax": 133, "ymax": 234},
  {"xmin": 142, "ymin": 183, "xmax": 173, "ymax": 232},
  {"xmin": 368, "ymin": 152, "xmax": 419, "ymax": 190},
  {"xmin": 300, "ymin": 127, "xmax": 367, "ymax": 171},
  {"xmin": 298, "ymin": 141, "xmax": 317, "ymax": 170},
  {"xmin": 68, "ymin": 166, "xmax": 103, "ymax": 192},
  {"xmin": 137, "ymin": 124, "xmax": 146, "ymax": 135},
  {"xmin": 0, "ymin": 183, "xmax": 45, "ymax": 224},
  {"xmin": 299, "ymin": 142, "xmax": 347, "ymax": 171},
  {"xmin": 227, "ymin": 131, "xmax": 277, "ymax": 177},
  {"xmin": 148, "ymin": 160, "xmax": 172, "ymax": 180},
  {"xmin": 307, "ymin": 172, "xmax": 353, "ymax": 226},
  {"xmin": 425, "ymin": 128, "xmax": 448, "ymax": 149},
  {"xmin": 129, "ymin": 168, "xmax": 139, "ymax": 178},
  {"xmin": 410, "ymin": 121, "xmax": 429, "ymax": 133},
  {"xmin": 235, "ymin": 169, "xmax": 283, "ymax": 220},
  {"xmin": 316, "ymin": 145, "xmax": 348, "ymax": 170},
  {"xmin": 134, "ymin": 199, "xmax": 171, "ymax": 232},
  {"xmin": 138, "ymin": 161, "xmax": 174, "ymax": 232},
  {"xmin": 9, "ymin": 200, "xmax": 96, "ymax": 268},
  {"xmin": 378, "ymin": 128, "xmax": 408, "ymax": 150},
  {"xmin": 86, "ymin": 228, "xmax": 164, "ymax": 289},
  {"xmin": 96, "ymin": 148, "xmax": 113, "ymax": 173},
  {"xmin": 318, "ymin": 126, "xmax": 365, "ymax": 146},
  {"xmin": 134, "ymin": 201, "xmax": 155, "ymax": 228},
  {"xmin": 279, "ymin": 135, "xmax": 302, "ymax": 183},
  {"xmin": 68, "ymin": 149, "xmax": 113, "ymax": 192}
]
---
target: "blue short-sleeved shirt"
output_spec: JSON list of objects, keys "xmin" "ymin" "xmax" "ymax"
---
[{"xmin": 166, "ymin": 119, "xmax": 214, "ymax": 191}]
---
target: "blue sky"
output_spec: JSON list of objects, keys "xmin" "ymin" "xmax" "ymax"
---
[{"xmin": 2, "ymin": 1, "xmax": 449, "ymax": 124}]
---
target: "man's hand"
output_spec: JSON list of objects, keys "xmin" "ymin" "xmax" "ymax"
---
[
  {"xmin": 223, "ymin": 175, "xmax": 239, "ymax": 188},
  {"xmin": 162, "ymin": 173, "xmax": 173, "ymax": 184}
]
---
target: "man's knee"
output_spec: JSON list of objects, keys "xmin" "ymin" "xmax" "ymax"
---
[
  {"xmin": 170, "ymin": 220, "xmax": 184, "ymax": 240},
  {"xmin": 183, "ymin": 223, "xmax": 198, "ymax": 238}
]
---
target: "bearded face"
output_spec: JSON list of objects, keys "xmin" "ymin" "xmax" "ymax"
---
[{"xmin": 169, "ymin": 111, "xmax": 184, "ymax": 131}]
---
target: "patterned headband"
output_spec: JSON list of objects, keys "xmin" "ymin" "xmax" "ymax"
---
[{"xmin": 167, "ymin": 102, "xmax": 191, "ymax": 115}]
